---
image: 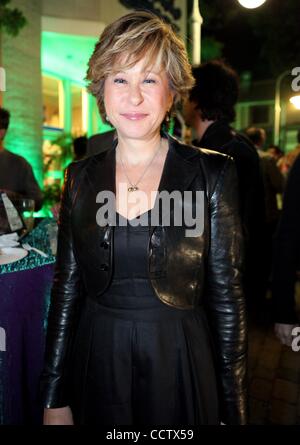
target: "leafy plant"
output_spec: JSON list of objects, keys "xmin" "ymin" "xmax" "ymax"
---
[
  {"xmin": 43, "ymin": 132, "xmax": 74, "ymax": 179},
  {"xmin": 0, "ymin": 0, "xmax": 27, "ymax": 36},
  {"xmin": 50, "ymin": 132, "xmax": 74, "ymax": 171},
  {"xmin": 42, "ymin": 182, "xmax": 62, "ymax": 218}
]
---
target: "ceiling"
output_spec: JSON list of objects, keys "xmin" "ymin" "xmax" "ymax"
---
[{"xmin": 41, "ymin": 31, "xmax": 98, "ymax": 85}]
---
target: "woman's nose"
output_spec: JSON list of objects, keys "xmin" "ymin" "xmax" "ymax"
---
[{"xmin": 128, "ymin": 84, "xmax": 143, "ymax": 106}]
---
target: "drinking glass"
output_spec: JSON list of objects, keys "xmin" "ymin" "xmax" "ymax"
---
[
  {"xmin": 13, "ymin": 198, "xmax": 35, "ymax": 232},
  {"xmin": 47, "ymin": 220, "xmax": 58, "ymax": 255}
]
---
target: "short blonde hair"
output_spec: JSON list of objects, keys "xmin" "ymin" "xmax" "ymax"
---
[{"xmin": 86, "ymin": 11, "xmax": 194, "ymax": 122}]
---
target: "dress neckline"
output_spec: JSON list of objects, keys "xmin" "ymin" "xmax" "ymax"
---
[
  {"xmin": 114, "ymin": 135, "xmax": 169, "ymax": 222},
  {"xmin": 116, "ymin": 208, "xmax": 153, "ymax": 223}
]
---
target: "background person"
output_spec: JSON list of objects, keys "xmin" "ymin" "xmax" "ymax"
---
[
  {"xmin": 72, "ymin": 136, "xmax": 87, "ymax": 161},
  {"xmin": 246, "ymin": 127, "xmax": 284, "ymax": 304},
  {"xmin": 0, "ymin": 107, "xmax": 43, "ymax": 211},
  {"xmin": 183, "ymin": 60, "xmax": 265, "ymax": 310}
]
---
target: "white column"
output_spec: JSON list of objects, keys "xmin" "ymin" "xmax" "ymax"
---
[
  {"xmin": 82, "ymin": 89, "xmax": 94, "ymax": 137},
  {"xmin": 60, "ymin": 79, "xmax": 72, "ymax": 133},
  {"xmin": 274, "ymin": 70, "xmax": 290, "ymax": 145},
  {"xmin": 191, "ymin": 0, "xmax": 203, "ymax": 65}
]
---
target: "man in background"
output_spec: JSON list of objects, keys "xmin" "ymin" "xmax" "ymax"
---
[
  {"xmin": 246, "ymin": 127, "xmax": 284, "ymax": 301},
  {"xmin": 183, "ymin": 60, "xmax": 265, "ymax": 309},
  {"xmin": 246, "ymin": 127, "xmax": 284, "ymax": 229},
  {"xmin": 0, "ymin": 107, "xmax": 43, "ymax": 211}
]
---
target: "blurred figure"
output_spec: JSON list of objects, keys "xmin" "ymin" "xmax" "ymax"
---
[
  {"xmin": 246, "ymin": 128, "xmax": 284, "ymax": 227},
  {"xmin": 267, "ymin": 144, "xmax": 284, "ymax": 163},
  {"xmin": 183, "ymin": 60, "xmax": 265, "ymax": 306},
  {"xmin": 272, "ymin": 154, "xmax": 300, "ymax": 345},
  {"xmin": 246, "ymin": 127, "xmax": 284, "ymax": 301},
  {"xmin": 277, "ymin": 129, "xmax": 300, "ymax": 176},
  {"xmin": 86, "ymin": 129, "xmax": 116, "ymax": 157},
  {"xmin": 57, "ymin": 136, "xmax": 89, "ymax": 219},
  {"xmin": 73, "ymin": 136, "xmax": 87, "ymax": 161},
  {"xmin": 0, "ymin": 107, "xmax": 43, "ymax": 211}
]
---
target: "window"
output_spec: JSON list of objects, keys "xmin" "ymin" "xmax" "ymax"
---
[
  {"xmin": 42, "ymin": 76, "xmax": 62, "ymax": 129},
  {"xmin": 71, "ymin": 84, "xmax": 83, "ymax": 136}
]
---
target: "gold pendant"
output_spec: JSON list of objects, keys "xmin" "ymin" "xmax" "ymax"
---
[{"xmin": 128, "ymin": 186, "xmax": 138, "ymax": 192}]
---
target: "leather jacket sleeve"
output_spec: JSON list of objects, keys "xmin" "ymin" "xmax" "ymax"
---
[
  {"xmin": 41, "ymin": 164, "xmax": 83, "ymax": 408},
  {"xmin": 205, "ymin": 157, "xmax": 247, "ymax": 425}
]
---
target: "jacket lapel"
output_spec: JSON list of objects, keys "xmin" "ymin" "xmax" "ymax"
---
[
  {"xmin": 148, "ymin": 134, "xmax": 201, "ymax": 233},
  {"xmin": 84, "ymin": 134, "xmax": 201, "ymax": 229},
  {"xmin": 87, "ymin": 133, "xmax": 200, "ymax": 197},
  {"xmin": 158, "ymin": 134, "xmax": 200, "ymax": 195}
]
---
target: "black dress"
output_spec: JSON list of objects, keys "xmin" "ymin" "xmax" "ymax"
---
[{"xmin": 69, "ymin": 210, "xmax": 219, "ymax": 425}]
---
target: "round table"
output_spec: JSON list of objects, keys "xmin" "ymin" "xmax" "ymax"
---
[{"xmin": 0, "ymin": 219, "xmax": 56, "ymax": 424}]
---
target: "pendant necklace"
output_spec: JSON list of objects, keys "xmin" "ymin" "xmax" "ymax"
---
[{"xmin": 118, "ymin": 138, "xmax": 162, "ymax": 192}]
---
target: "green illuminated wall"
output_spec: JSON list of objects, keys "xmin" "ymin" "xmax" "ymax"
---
[
  {"xmin": 2, "ymin": 0, "xmax": 43, "ymax": 188},
  {"xmin": 41, "ymin": 32, "xmax": 97, "ymax": 85},
  {"xmin": 41, "ymin": 31, "xmax": 111, "ymax": 136},
  {"xmin": 2, "ymin": 13, "xmax": 106, "ymax": 193}
]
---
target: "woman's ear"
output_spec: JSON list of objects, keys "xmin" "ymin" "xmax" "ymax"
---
[{"xmin": 168, "ymin": 90, "xmax": 175, "ymax": 109}]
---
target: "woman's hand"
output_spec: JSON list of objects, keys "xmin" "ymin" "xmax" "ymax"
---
[{"xmin": 43, "ymin": 406, "xmax": 74, "ymax": 425}]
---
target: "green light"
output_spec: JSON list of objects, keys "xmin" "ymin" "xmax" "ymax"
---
[
  {"xmin": 42, "ymin": 32, "xmax": 98, "ymax": 84},
  {"xmin": 290, "ymin": 95, "xmax": 300, "ymax": 110},
  {"xmin": 44, "ymin": 170, "xmax": 64, "ymax": 180}
]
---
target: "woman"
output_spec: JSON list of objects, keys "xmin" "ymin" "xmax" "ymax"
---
[{"xmin": 41, "ymin": 11, "xmax": 247, "ymax": 425}]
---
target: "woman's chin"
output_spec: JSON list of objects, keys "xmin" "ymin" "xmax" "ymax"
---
[{"xmin": 116, "ymin": 126, "xmax": 157, "ymax": 140}]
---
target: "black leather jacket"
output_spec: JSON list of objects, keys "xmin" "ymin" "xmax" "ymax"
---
[{"xmin": 41, "ymin": 134, "xmax": 247, "ymax": 425}]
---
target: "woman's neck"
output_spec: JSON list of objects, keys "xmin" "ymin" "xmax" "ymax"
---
[{"xmin": 116, "ymin": 133, "xmax": 164, "ymax": 166}]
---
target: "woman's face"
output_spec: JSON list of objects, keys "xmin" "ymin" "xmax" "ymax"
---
[{"xmin": 104, "ymin": 55, "xmax": 174, "ymax": 140}]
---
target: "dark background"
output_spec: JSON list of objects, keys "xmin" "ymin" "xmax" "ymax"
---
[
  {"xmin": 190, "ymin": 0, "xmax": 300, "ymax": 80},
  {"xmin": 121, "ymin": 0, "xmax": 300, "ymax": 80}
]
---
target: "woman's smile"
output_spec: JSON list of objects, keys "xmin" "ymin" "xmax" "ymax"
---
[{"xmin": 120, "ymin": 113, "xmax": 149, "ymax": 120}]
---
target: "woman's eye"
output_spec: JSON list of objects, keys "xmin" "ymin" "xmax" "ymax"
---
[
  {"xmin": 143, "ymin": 78, "xmax": 156, "ymax": 84},
  {"xmin": 113, "ymin": 78, "xmax": 127, "ymax": 84}
]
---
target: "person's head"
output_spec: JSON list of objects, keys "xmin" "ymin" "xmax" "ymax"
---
[
  {"xmin": 86, "ymin": 11, "xmax": 194, "ymax": 140},
  {"xmin": 73, "ymin": 136, "xmax": 87, "ymax": 161},
  {"xmin": 267, "ymin": 144, "xmax": 283, "ymax": 161},
  {"xmin": 0, "ymin": 108, "xmax": 10, "ymax": 141},
  {"xmin": 183, "ymin": 60, "xmax": 239, "ymax": 137},
  {"xmin": 245, "ymin": 127, "xmax": 266, "ymax": 149}
]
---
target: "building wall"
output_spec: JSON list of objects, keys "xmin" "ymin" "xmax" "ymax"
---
[
  {"xmin": 2, "ymin": 0, "xmax": 43, "ymax": 187},
  {"xmin": 42, "ymin": 0, "xmax": 187, "ymax": 39},
  {"xmin": 236, "ymin": 98, "xmax": 300, "ymax": 151},
  {"xmin": 237, "ymin": 77, "xmax": 300, "ymax": 151},
  {"xmin": 42, "ymin": 0, "xmax": 127, "ymax": 24},
  {"xmin": 2, "ymin": 0, "xmax": 188, "ymax": 191}
]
